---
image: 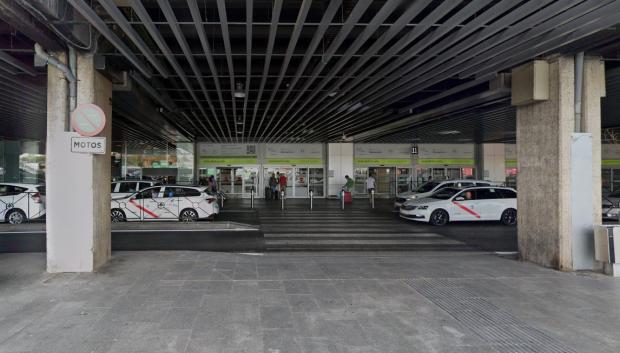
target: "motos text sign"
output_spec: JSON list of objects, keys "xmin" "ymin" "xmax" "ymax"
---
[{"xmin": 71, "ymin": 137, "xmax": 106, "ymax": 154}]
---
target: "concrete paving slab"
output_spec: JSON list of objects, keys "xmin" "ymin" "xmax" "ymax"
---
[{"xmin": 0, "ymin": 251, "xmax": 618, "ymax": 353}]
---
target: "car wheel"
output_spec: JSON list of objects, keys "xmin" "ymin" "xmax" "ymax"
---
[
  {"xmin": 111, "ymin": 209, "xmax": 126, "ymax": 223},
  {"xmin": 180, "ymin": 208, "xmax": 198, "ymax": 222},
  {"xmin": 501, "ymin": 208, "xmax": 517, "ymax": 226},
  {"xmin": 429, "ymin": 209, "xmax": 449, "ymax": 226},
  {"xmin": 6, "ymin": 209, "xmax": 26, "ymax": 224}
]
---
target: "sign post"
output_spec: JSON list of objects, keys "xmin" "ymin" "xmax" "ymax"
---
[{"xmin": 70, "ymin": 103, "xmax": 107, "ymax": 154}]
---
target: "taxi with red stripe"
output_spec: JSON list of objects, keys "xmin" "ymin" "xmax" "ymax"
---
[
  {"xmin": 399, "ymin": 186, "xmax": 517, "ymax": 226},
  {"xmin": 111, "ymin": 185, "xmax": 219, "ymax": 222}
]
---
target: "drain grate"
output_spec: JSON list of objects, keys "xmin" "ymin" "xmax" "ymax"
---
[{"xmin": 406, "ymin": 279, "xmax": 578, "ymax": 353}]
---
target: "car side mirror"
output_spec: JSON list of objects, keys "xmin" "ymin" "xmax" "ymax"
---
[{"xmin": 454, "ymin": 196, "xmax": 465, "ymax": 201}]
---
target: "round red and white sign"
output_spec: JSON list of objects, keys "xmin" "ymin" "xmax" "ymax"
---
[{"xmin": 71, "ymin": 103, "xmax": 106, "ymax": 137}]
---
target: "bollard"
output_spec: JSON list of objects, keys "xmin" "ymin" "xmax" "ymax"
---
[
  {"xmin": 371, "ymin": 189, "xmax": 375, "ymax": 209},
  {"xmin": 309, "ymin": 189, "xmax": 313, "ymax": 210},
  {"xmin": 220, "ymin": 193, "xmax": 224, "ymax": 209},
  {"xmin": 250, "ymin": 187, "xmax": 254, "ymax": 209},
  {"xmin": 281, "ymin": 190, "xmax": 285, "ymax": 211},
  {"xmin": 341, "ymin": 190, "xmax": 345, "ymax": 210}
]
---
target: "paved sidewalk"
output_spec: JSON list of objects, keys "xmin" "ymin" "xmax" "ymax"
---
[{"xmin": 0, "ymin": 251, "xmax": 618, "ymax": 353}]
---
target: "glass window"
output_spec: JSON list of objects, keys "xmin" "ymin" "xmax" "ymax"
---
[
  {"xmin": 430, "ymin": 187, "xmax": 461, "ymax": 200},
  {"xmin": 456, "ymin": 182, "xmax": 475, "ymax": 188},
  {"xmin": 437, "ymin": 182, "xmax": 455, "ymax": 190},
  {"xmin": 455, "ymin": 189, "xmax": 477, "ymax": 200},
  {"xmin": 183, "ymin": 188, "xmax": 201, "ymax": 197},
  {"xmin": 138, "ymin": 182, "xmax": 152, "ymax": 190},
  {"xmin": 476, "ymin": 182, "xmax": 491, "ymax": 186},
  {"xmin": 416, "ymin": 181, "xmax": 440, "ymax": 193},
  {"xmin": 135, "ymin": 187, "xmax": 161, "ymax": 199},
  {"xmin": 476, "ymin": 188, "xmax": 502, "ymax": 200},
  {"xmin": 499, "ymin": 189, "xmax": 517, "ymax": 199},
  {"xmin": 602, "ymin": 169, "xmax": 612, "ymax": 194},
  {"xmin": 0, "ymin": 185, "xmax": 26, "ymax": 196},
  {"xmin": 118, "ymin": 182, "xmax": 138, "ymax": 193},
  {"xmin": 111, "ymin": 183, "xmax": 117, "ymax": 192}
]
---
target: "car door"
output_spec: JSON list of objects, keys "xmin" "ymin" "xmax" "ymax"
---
[
  {"xmin": 158, "ymin": 187, "xmax": 181, "ymax": 219},
  {"xmin": 0, "ymin": 184, "xmax": 13, "ymax": 220},
  {"xmin": 450, "ymin": 189, "xmax": 481, "ymax": 221},
  {"xmin": 134, "ymin": 187, "xmax": 162, "ymax": 220},
  {"xmin": 473, "ymin": 188, "xmax": 504, "ymax": 220}
]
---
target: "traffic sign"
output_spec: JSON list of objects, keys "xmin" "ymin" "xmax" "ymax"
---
[
  {"xmin": 71, "ymin": 103, "xmax": 106, "ymax": 137},
  {"xmin": 71, "ymin": 136, "xmax": 106, "ymax": 154}
]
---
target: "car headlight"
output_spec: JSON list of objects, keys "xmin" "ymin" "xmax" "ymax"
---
[{"xmin": 417, "ymin": 205, "xmax": 428, "ymax": 210}]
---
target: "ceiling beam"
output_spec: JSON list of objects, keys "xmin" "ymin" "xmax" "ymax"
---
[
  {"xmin": 97, "ymin": 0, "xmax": 170, "ymax": 78},
  {"xmin": 188, "ymin": 0, "xmax": 230, "ymax": 140},
  {"xmin": 67, "ymin": 0, "xmax": 152, "ymax": 78},
  {"xmin": 247, "ymin": 0, "xmax": 283, "ymax": 138},
  {"xmin": 216, "ymin": 0, "xmax": 237, "ymax": 140}
]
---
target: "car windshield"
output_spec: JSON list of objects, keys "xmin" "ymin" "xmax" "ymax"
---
[
  {"xmin": 430, "ymin": 187, "xmax": 461, "ymax": 200},
  {"xmin": 416, "ymin": 181, "xmax": 440, "ymax": 193}
]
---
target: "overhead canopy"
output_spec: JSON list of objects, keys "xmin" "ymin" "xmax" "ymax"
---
[{"xmin": 2, "ymin": 0, "xmax": 620, "ymax": 143}]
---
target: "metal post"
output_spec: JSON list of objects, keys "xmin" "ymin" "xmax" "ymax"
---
[
  {"xmin": 341, "ymin": 190, "xmax": 345, "ymax": 210},
  {"xmin": 250, "ymin": 186, "xmax": 254, "ymax": 209},
  {"xmin": 220, "ymin": 193, "xmax": 224, "ymax": 209},
  {"xmin": 309, "ymin": 189, "xmax": 313, "ymax": 210},
  {"xmin": 281, "ymin": 190, "xmax": 285, "ymax": 211},
  {"xmin": 371, "ymin": 189, "xmax": 375, "ymax": 209}
]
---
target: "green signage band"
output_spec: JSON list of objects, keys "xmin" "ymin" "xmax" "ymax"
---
[
  {"xmin": 266, "ymin": 158, "xmax": 323, "ymax": 165},
  {"xmin": 199, "ymin": 157, "xmax": 258, "ymax": 166},
  {"xmin": 603, "ymin": 159, "xmax": 620, "ymax": 167},
  {"xmin": 417, "ymin": 158, "xmax": 474, "ymax": 166},
  {"xmin": 354, "ymin": 158, "xmax": 411, "ymax": 166},
  {"xmin": 505, "ymin": 159, "xmax": 517, "ymax": 167}
]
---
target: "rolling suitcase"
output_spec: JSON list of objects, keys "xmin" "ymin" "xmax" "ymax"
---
[{"xmin": 343, "ymin": 191, "xmax": 352, "ymax": 204}]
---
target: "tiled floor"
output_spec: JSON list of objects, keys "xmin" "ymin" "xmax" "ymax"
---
[{"xmin": 0, "ymin": 251, "xmax": 618, "ymax": 353}]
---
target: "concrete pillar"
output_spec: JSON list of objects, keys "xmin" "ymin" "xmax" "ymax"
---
[
  {"xmin": 481, "ymin": 144, "xmax": 506, "ymax": 184},
  {"xmin": 515, "ymin": 56, "xmax": 605, "ymax": 270},
  {"xmin": 327, "ymin": 143, "xmax": 353, "ymax": 197},
  {"xmin": 46, "ymin": 52, "xmax": 112, "ymax": 272}
]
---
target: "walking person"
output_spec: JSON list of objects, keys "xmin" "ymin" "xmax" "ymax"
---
[
  {"xmin": 269, "ymin": 173, "xmax": 278, "ymax": 200},
  {"xmin": 279, "ymin": 172, "xmax": 288, "ymax": 197},
  {"xmin": 366, "ymin": 174, "xmax": 376, "ymax": 195}
]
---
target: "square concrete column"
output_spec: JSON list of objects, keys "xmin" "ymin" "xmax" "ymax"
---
[
  {"xmin": 46, "ymin": 52, "xmax": 112, "ymax": 272},
  {"xmin": 514, "ymin": 56, "xmax": 605, "ymax": 270}
]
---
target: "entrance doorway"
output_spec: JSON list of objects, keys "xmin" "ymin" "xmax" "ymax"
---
[
  {"xmin": 199, "ymin": 166, "xmax": 260, "ymax": 198},
  {"xmin": 354, "ymin": 167, "xmax": 411, "ymax": 198},
  {"xmin": 416, "ymin": 167, "xmax": 475, "ymax": 185},
  {"xmin": 263, "ymin": 166, "xmax": 325, "ymax": 198}
]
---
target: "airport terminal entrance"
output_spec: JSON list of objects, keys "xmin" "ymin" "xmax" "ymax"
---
[
  {"xmin": 263, "ymin": 166, "xmax": 325, "ymax": 198},
  {"xmin": 353, "ymin": 167, "xmax": 412, "ymax": 197},
  {"xmin": 199, "ymin": 166, "xmax": 260, "ymax": 198}
]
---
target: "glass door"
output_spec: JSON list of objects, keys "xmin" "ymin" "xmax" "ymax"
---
[
  {"xmin": 242, "ymin": 167, "xmax": 260, "ymax": 198},
  {"xmin": 369, "ymin": 167, "xmax": 395, "ymax": 197},
  {"xmin": 353, "ymin": 168, "xmax": 368, "ymax": 196},
  {"xmin": 309, "ymin": 168, "xmax": 324, "ymax": 197},
  {"xmin": 218, "ymin": 168, "xmax": 233, "ymax": 194},
  {"xmin": 396, "ymin": 168, "xmax": 411, "ymax": 194},
  {"xmin": 294, "ymin": 167, "xmax": 308, "ymax": 197}
]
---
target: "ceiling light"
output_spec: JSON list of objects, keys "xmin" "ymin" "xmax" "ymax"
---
[
  {"xmin": 328, "ymin": 91, "xmax": 339, "ymax": 97},
  {"xmin": 234, "ymin": 83, "xmax": 245, "ymax": 98},
  {"xmin": 437, "ymin": 130, "xmax": 460, "ymax": 135},
  {"xmin": 236, "ymin": 121, "xmax": 243, "ymax": 125},
  {"xmin": 236, "ymin": 131, "xmax": 243, "ymax": 134}
]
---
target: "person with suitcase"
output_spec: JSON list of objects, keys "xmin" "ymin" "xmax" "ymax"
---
[{"xmin": 342, "ymin": 175, "xmax": 354, "ymax": 203}]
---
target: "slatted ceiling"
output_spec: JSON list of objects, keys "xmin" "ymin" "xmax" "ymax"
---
[{"xmin": 2, "ymin": 1, "xmax": 620, "ymax": 142}]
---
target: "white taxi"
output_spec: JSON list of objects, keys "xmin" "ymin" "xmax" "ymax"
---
[
  {"xmin": 0, "ymin": 183, "xmax": 46, "ymax": 224},
  {"xmin": 111, "ymin": 185, "xmax": 219, "ymax": 222},
  {"xmin": 399, "ymin": 186, "xmax": 517, "ymax": 226}
]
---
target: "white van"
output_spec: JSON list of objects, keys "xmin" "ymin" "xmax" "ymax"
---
[{"xmin": 394, "ymin": 179, "xmax": 494, "ymax": 208}]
